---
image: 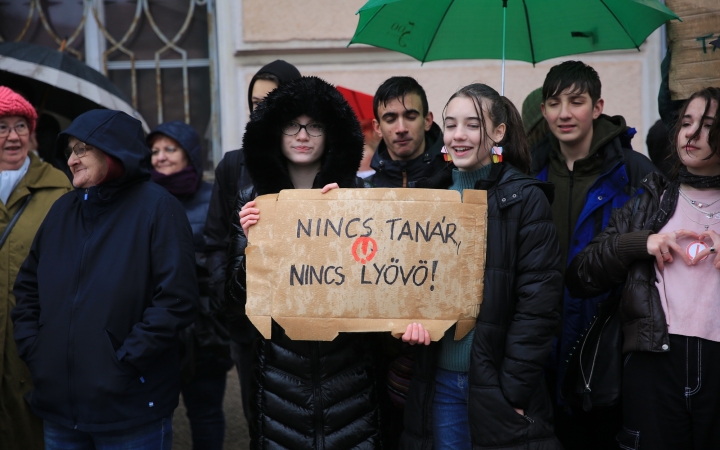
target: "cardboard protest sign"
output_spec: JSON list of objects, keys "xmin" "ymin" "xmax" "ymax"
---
[
  {"xmin": 245, "ymin": 188, "xmax": 487, "ymax": 341},
  {"xmin": 666, "ymin": 0, "xmax": 720, "ymax": 100}
]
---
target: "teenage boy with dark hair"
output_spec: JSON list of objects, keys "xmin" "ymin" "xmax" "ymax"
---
[
  {"xmin": 203, "ymin": 60, "xmax": 301, "ymax": 427},
  {"xmin": 530, "ymin": 60, "xmax": 657, "ymax": 449},
  {"xmin": 366, "ymin": 76, "xmax": 447, "ymax": 187}
]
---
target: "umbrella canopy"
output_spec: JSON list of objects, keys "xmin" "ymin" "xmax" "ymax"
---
[
  {"xmin": 0, "ymin": 42, "xmax": 148, "ymax": 131},
  {"xmin": 337, "ymin": 86, "xmax": 375, "ymax": 122},
  {"xmin": 349, "ymin": 0, "xmax": 678, "ymax": 65}
]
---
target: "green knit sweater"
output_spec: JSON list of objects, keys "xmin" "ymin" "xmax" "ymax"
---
[{"xmin": 437, "ymin": 164, "xmax": 491, "ymax": 372}]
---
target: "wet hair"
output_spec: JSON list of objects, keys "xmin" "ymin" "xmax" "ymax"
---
[
  {"xmin": 443, "ymin": 83, "xmax": 530, "ymax": 174},
  {"xmin": 671, "ymin": 87, "xmax": 720, "ymax": 176},
  {"xmin": 542, "ymin": 61, "xmax": 601, "ymax": 104},
  {"xmin": 373, "ymin": 76, "xmax": 429, "ymax": 121}
]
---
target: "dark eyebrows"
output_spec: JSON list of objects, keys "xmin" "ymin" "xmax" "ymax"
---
[
  {"xmin": 401, "ymin": 108, "xmax": 421, "ymax": 116},
  {"xmin": 381, "ymin": 112, "xmax": 398, "ymax": 121}
]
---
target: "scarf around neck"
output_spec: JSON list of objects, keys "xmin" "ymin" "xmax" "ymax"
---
[{"xmin": 151, "ymin": 165, "xmax": 198, "ymax": 197}]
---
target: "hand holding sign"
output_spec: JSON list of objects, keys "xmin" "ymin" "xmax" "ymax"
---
[
  {"xmin": 240, "ymin": 184, "xmax": 340, "ymax": 240},
  {"xmin": 402, "ymin": 322, "xmax": 430, "ymax": 346},
  {"xmin": 240, "ymin": 200, "xmax": 259, "ymax": 239}
]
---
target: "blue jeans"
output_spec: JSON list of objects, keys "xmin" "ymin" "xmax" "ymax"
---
[
  {"xmin": 44, "ymin": 415, "xmax": 172, "ymax": 450},
  {"xmin": 433, "ymin": 368, "xmax": 471, "ymax": 450}
]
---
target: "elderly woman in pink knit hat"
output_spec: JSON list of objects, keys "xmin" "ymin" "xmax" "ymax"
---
[{"xmin": 0, "ymin": 86, "xmax": 71, "ymax": 450}]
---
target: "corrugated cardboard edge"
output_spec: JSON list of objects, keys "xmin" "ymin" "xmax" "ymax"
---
[
  {"xmin": 246, "ymin": 189, "xmax": 488, "ymax": 342},
  {"xmin": 666, "ymin": 0, "xmax": 720, "ymax": 100}
]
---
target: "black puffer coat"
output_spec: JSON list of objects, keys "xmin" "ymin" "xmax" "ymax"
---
[
  {"xmin": 566, "ymin": 172, "xmax": 671, "ymax": 354},
  {"xmin": 401, "ymin": 163, "xmax": 563, "ymax": 450},
  {"xmin": 225, "ymin": 77, "xmax": 383, "ymax": 449}
]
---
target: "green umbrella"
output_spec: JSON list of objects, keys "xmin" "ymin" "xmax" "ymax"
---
[{"xmin": 349, "ymin": 0, "xmax": 679, "ymax": 94}]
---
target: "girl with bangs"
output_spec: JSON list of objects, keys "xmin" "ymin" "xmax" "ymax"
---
[{"xmin": 400, "ymin": 84, "xmax": 563, "ymax": 450}]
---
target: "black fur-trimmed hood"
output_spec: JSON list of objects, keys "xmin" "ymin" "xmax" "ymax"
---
[{"xmin": 242, "ymin": 76, "xmax": 364, "ymax": 195}]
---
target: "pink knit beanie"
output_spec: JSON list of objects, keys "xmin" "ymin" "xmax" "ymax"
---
[{"xmin": 0, "ymin": 86, "xmax": 37, "ymax": 133}]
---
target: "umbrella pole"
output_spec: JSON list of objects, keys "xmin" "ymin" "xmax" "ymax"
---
[{"xmin": 501, "ymin": 0, "xmax": 507, "ymax": 96}]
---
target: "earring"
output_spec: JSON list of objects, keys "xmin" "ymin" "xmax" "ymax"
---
[
  {"xmin": 491, "ymin": 146, "xmax": 503, "ymax": 163},
  {"xmin": 441, "ymin": 146, "xmax": 452, "ymax": 162}
]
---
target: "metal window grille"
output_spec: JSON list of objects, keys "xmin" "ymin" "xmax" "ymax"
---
[{"xmin": 0, "ymin": 0, "xmax": 221, "ymax": 174}]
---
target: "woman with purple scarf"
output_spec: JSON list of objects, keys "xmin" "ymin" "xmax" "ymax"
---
[{"xmin": 148, "ymin": 121, "xmax": 233, "ymax": 450}]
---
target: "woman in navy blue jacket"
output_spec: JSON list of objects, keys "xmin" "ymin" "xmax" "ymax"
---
[
  {"xmin": 148, "ymin": 121, "xmax": 232, "ymax": 450},
  {"xmin": 12, "ymin": 110, "xmax": 198, "ymax": 448}
]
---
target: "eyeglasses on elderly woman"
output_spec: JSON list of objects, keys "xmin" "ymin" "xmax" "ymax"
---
[
  {"xmin": 0, "ymin": 122, "xmax": 29, "ymax": 137},
  {"xmin": 64, "ymin": 141, "xmax": 95, "ymax": 159}
]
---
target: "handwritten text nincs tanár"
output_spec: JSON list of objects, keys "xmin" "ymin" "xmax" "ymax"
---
[{"xmin": 296, "ymin": 216, "xmax": 458, "ymax": 244}]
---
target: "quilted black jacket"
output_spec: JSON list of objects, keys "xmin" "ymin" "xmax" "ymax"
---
[
  {"xmin": 565, "ymin": 172, "xmax": 672, "ymax": 354},
  {"xmin": 400, "ymin": 163, "xmax": 563, "ymax": 450},
  {"xmin": 224, "ymin": 77, "xmax": 383, "ymax": 449}
]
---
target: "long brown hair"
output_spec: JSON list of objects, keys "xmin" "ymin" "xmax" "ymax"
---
[
  {"xmin": 442, "ymin": 83, "xmax": 531, "ymax": 174},
  {"xmin": 672, "ymin": 87, "xmax": 720, "ymax": 174}
]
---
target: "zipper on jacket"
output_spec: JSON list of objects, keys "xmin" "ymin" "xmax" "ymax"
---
[
  {"xmin": 567, "ymin": 169, "xmax": 574, "ymax": 256},
  {"xmin": 402, "ymin": 170, "xmax": 408, "ymax": 188},
  {"xmin": 84, "ymin": 188, "xmax": 88, "ymax": 200},
  {"xmin": 311, "ymin": 343, "xmax": 324, "ymax": 450},
  {"xmin": 69, "ymin": 217, "xmax": 94, "ymax": 426}
]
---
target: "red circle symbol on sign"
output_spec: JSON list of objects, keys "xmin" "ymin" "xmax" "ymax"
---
[
  {"xmin": 686, "ymin": 240, "xmax": 709, "ymax": 261},
  {"xmin": 352, "ymin": 237, "xmax": 378, "ymax": 264}
]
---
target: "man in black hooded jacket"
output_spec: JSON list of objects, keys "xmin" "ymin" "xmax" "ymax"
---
[{"xmin": 203, "ymin": 60, "xmax": 301, "ymax": 423}]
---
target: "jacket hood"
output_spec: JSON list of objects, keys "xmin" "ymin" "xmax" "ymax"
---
[
  {"xmin": 531, "ymin": 114, "xmax": 634, "ymax": 176},
  {"xmin": 546, "ymin": 114, "xmax": 627, "ymax": 158},
  {"xmin": 58, "ymin": 109, "xmax": 150, "ymax": 187},
  {"xmin": 247, "ymin": 60, "xmax": 301, "ymax": 112},
  {"xmin": 147, "ymin": 120, "xmax": 203, "ymax": 184},
  {"xmin": 589, "ymin": 114, "xmax": 627, "ymax": 154},
  {"xmin": 243, "ymin": 76, "xmax": 363, "ymax": 195}
]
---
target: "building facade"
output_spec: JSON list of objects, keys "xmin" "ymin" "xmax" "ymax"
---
[{"xmin": 216, "ymin": 0, "xmax": 666, "ymax": 156}]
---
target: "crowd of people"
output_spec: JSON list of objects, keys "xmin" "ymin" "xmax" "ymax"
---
[{"xmin": 0, "ymin": 56, "xmax": 718, "ymax": 450}]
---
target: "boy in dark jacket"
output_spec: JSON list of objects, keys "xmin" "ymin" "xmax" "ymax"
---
[
  {"xmin": 366, "ymin": 76, "xmax": 447, "ymax": 187},
  {"xmin": 530, "ymin": 60, "xmax": 658, "ymax": 449}
]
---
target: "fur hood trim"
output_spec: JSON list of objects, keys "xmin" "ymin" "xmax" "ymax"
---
[{"xmin": 243, "ymin": 76, "xmax": 364, "ymax": 195}]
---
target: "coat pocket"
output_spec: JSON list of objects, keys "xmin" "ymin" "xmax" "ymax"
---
[
  {"xmin": 105, "ymin": 328, "xmax": 139, "ymax": 377},
  {"xmin": 468, "ymin": 386, "xmax": 529, "ymax": 447},
  {"xmin": 19, "ymin": 321, "xmax": 44, "ymax": 362}
]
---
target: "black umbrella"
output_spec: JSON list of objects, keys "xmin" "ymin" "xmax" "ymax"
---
[{"xmin": 0, "ymin": 41, "xmax": 148, "ymax": 131}]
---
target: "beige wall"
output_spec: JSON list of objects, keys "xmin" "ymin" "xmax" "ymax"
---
[
  {"xmin": 218, "ymin": 1, "xmax": 663, "ymax": 156},
  {"xmin": 243, "ymin": 0, "xmax": 367, "ymax": 42}
]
